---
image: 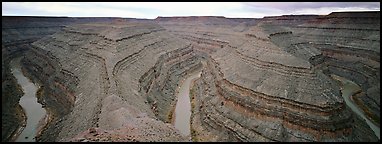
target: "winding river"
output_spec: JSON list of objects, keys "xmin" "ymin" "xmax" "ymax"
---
[
  {"xmin": 10, "ymin": 55, "xmax": 378, "ymax": 141},
  {"xmin": 331, "ymin": 74, "xmax": 380, "ymax": 140},
  {"xmin": 174, "ymin": 70, "xmax": 202, "ymax": 138},
  {"xmin": 10, "ymin": 57, "xmax": 46, "ymax": 142}
]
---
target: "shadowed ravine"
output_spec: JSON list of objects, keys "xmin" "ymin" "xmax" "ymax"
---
[{"xmin": 10, "ymin": 57, "xmax": 46, "ymax": 142}]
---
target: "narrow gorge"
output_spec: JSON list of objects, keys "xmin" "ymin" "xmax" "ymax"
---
[
  {"xmin": 10, "ymin": 57, "xmax": 46, "ymax": 142},
  {"xmin": 2, "ymin": 11, "xmax": 380, "ymax": 142}
]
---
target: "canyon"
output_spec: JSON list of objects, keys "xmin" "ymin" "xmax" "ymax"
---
[{"xmin": 2, "ymin": 12, "xmax": 380, "ymax": 142}]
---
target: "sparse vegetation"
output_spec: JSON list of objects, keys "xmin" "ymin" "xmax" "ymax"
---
[{"xmin": 167, "ymin": 105, "xmax": 175, "ymax": 123}]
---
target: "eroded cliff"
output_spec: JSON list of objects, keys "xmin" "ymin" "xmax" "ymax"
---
[{"xmin": 2, "ymin": 12, "xmax": 380, "ymax": 142}]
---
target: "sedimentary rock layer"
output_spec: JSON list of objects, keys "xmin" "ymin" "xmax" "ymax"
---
[
  {"xmin": 2, "ymin": 12, "xmax": 379, "ymax": 142},
  {"xmin": 2, "ymin": 16, "xmax": 74, "ymax": 142},
  {"xmin": 18, "ymin": 19, "xmax": 202, "ymax": 141},
  {"xmin": 157, "ymin": 13, "xmax": 379, "ymax": 142}
]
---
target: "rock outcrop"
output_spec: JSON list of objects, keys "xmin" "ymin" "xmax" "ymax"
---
[
  {"xmin": 21, "ymin": 20, "xmax": 199, "ymax": 141},
  {"xmin": 157, "ymin": 12, "xmax": 379, "ymax": 142},
  {"xmin": 2, "ymin": 16, "xmax": 73, "ymax": 142},
  {"xmin": 2, "ymin": 12, "xmax": 379, "ymax": 142}
]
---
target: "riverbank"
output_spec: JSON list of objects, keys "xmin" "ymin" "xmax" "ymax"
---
[
  {"xmin": 2, "ymin": 55, "xmax": 26, "ymax": 142},
  {"xmin": 10, "ymin": 57, "xmax": 48, "ymax": 142},
  {"xmin": 9, "ymin": 104, "xmax": 27, "ymax": 142},
  {"xmin": 170, "ymin": 75, "xmax": 194, "ymax": 125},
  {"xmin": 188, "ymin": 72, "xmax": 219, "ymax": 142},
  {"xmin": 34, "ymin": 86, "xmax": 55, "ymax": 141},
  {"xmin": 189, "ymin": 76, "xmax": 200, "ymax": 142},
  {"xmin": 351, "ymin": 92, "xmax": 380, "ymax": 128},
  {"xmin": 330, "ymin": 74, "xmax": 380, "ymax": 140},
  {"xmin": 175, "ymin": 71, "xmax": 201, "ymax": 134}
]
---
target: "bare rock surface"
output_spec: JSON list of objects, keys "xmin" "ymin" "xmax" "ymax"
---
[{"xmin": 2, "ymin": 12, "xmax": 379, "ymax": 142}]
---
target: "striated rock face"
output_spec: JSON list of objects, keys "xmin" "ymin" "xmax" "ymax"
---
[
  {"xmin": 2, "ymin": 12, "xmax": 379, "ymax": 142},
  {"xmin": 2, "ymin": 49, "xmax": 25, "ymax": 142},
  {"xmin": 297, "ymin": 12, "xmax": 380, "ymax": 127},
  {"xmin": 157, "ymin": 12, "xmax": 379, "ymax": 142},
  {"xmin": 2, "ymin": 16, "xmax": 125, "ymax": 142},
  {"xmin": 2, "ymin": 16, "xmax": 75, "ymax": 142},
  {"xmin": 263, "ymin": 11, "xmax": 380, "ymax": 127},
  {"xmin": 21, "ymin": 20, "xmax": 199, "ymax": 141}
]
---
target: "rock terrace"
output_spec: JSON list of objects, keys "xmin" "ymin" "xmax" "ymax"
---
[{"xmin": 2, "ymin": 12, "xmax": 380, "ymax": 142}]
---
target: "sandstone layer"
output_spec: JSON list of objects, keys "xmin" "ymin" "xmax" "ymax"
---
[
  {"xmin": 2, "ymin": 12, "xmax": 379, "ymax": 142},
  {"xmin": 157, "ymin": 12, "xmax": 379, "ymax": 142}
]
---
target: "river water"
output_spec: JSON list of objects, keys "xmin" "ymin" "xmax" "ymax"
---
[
  {"xmin": 10, "ymin": 57, "xmax": 46, "ymax": 142},
  {"xmin": 331, "ymin": 74, "xmax": 380, "ymax": 140},
  {"xmin": 174, "ymin": 70, "xmax": 202, "ymax": 138}
]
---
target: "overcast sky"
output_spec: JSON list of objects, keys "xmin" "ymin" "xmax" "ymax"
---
[{"xmin": 2, "ymin": 2, "xmax": 380, "ymax": 19}]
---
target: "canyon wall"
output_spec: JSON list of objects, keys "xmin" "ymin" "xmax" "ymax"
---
[
  {"xmin": 22, "ymin": 20, "xmax": 200, "ymax": 141},
  {"xmin": 157, "ymin": 12, "xmax": 379, "ymax": 142},
  {"xmin": 2, "ymin": 12, "xmax": 379, "ymax": 142},
  {"xmin": 2, "ymin": 16, "xmax": 72, "ymax": 141}
]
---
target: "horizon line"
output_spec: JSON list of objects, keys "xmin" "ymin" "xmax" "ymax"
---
[{"xmin": 2, "ymin": 10, "xmax": 380, "ymax": 19}]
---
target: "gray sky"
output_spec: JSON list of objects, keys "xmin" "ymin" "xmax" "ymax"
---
[{"xmin": 2, "ymin": 2, "xmax": 380, "ymax": 19}]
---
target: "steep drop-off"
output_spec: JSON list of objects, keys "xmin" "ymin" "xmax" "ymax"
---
[
  {"xmin": 157, "ymin": 12, "xmax": 379, "ymax": 142},
  {"xmin": 2, "ymin": 16, "xmax": 73, "ymax": 142},
  {"xmin": 2, "ymin": 12, "xmax": 380, "ymax": 142},
  {"xmin": 22, "ymin": 20, "xmax": 202, "ymax": 141}
]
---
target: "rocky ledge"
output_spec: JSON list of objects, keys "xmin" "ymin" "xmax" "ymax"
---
[{"xmin": 2, "ymin": 12, "xmax": 379, "ymax": 142}]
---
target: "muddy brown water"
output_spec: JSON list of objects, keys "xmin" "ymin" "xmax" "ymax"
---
[
  {"xmin": 331, "ymin": 74, "xmax": 380, "ymax": 140},
  {"xmin": 174, "ymin": 70, "xmax": 202, "ymax": 139},
  {"xmin": 11, "ymin": 57, "xmax": 46, "ymax": 142}
]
